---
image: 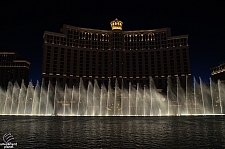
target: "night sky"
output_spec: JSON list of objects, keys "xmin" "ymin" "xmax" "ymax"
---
[{"xmin": 0, "ymin": 1, "xmax": 224, "ymax": 84}]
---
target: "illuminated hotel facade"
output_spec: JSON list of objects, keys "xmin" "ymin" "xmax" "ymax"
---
[
  {"xmin": 0, "ymin": 52, "xmax": 30, "ymax": 89},
  {"xmin": 211, "ymin": 61, "xmax": 225, "ymax": 83},
  {"xmin": 42, "ymin": 18, "xmax": 191, "ymax": 92}
]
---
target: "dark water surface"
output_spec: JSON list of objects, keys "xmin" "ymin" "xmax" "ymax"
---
[{"xmin": 0, "ymin": 116, "xmax": 225, "ymax": 148}]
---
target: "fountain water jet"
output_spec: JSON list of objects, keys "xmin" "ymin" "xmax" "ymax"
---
[{"xmin": 1, "ymin": 76, "xmax": 225, "ymax": 116}]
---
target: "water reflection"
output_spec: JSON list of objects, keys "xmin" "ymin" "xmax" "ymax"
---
[{"xmin": 0, "ymin": 116, "xmax": 225, "ymax": 148}]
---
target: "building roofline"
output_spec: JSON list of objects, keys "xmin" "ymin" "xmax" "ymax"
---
[
  {"xmin": 63, "ymin": 24, "xmax": 112, "ymax": 33},
  {"xmin": 43, "ymin": 31, "xmax": 67, "ymax": 38},
  {"xmin": 123, "ymin": 28, "xmax": 170, "ymax": 33},
  {"xmin": 13, "ymin": 60, "xmax": 31, "ymax": 65},
  {"xmin": 0, "ymin": 52, "xmax": 16, "ymax": 54},
  {"xmin": 63, "ymin": 24, "xmax": 171, "ymax": 33},
  {"xmin": 168, "ymin": 35, "xmax": 188, "ymax": 39},
  {"xmin": 211, "ymin": 61, "xmax": 225, "ymax": 69}
]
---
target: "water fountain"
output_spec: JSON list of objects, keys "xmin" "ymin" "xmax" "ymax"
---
[{"xmin": 0, "ymin": 76, "xmax": 224, "ymax": 116}]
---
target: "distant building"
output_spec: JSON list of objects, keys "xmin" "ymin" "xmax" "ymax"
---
[
  {"xmin": 0, "ymin": 52, "xmax": 30, "ymax": 89},
  {"xmin": 42, "ymin": 18, "xmax": 191, "ymax": 92},
  {"xmin": 211, "ymin": 61, "xmax": 225, "ymax": 83}
]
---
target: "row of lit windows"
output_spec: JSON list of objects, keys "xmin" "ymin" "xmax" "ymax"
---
[
  {"xmin": 45, "ymin": 39, "xmax": 187, "ymax": 50},
  {"xmin": 46, "ymin": 34, "xmax": 186, "ymax": 44},
  {"xmin": 46, "ymin": 46, "xmax": 187, "ymax": 54},
  {"xmin": 44, "ymin": 46, "xmax": 189, "ymax": 72},
  {"xmin": 45, "ymin": 30, "xmax": 187, "ymax": 50},
  {"xmin": 124, "ymin": 35, "xmax": 167, "ymax": 42},
  {"xmin": 45, "ymin": 63, "xmax": 188, "ymax": 75},
  {"xmin": 67, "ymin": 29, "xmax": 167, "ymax": 41},
  {"xmin": 0, "ymin": 55, "xmax": 15, "ymax": 62},
  {"xmin": 46, "ymin": 55, "xmax": 188, "ymax": 69},
  {"xmin": 43, "ymin": 75, "xmax": 189, "ymax": 84}
]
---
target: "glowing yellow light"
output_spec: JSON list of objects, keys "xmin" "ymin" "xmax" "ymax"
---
[{"xmin": 110, "ymin": 18, "xmax": 123, "ymax": 30}]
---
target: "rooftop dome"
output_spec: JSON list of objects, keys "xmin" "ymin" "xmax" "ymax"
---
[{"xmin": 110, "ymin": 18, "xmax": 123, "ymax": 30}]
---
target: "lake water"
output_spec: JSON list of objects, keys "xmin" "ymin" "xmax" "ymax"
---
[{"xmin": 0, "ymin": 116, "xmax": 225, "ymax": 148}]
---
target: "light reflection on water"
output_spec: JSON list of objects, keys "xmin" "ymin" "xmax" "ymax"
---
[{"xmin": 0, "ymin": 116, "xmax": 225, "ymax": 148}]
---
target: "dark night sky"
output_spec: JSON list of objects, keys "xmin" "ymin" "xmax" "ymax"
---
[{"xmin": 0, "ymin": 1, "xmax": 224, "ymax": 84}]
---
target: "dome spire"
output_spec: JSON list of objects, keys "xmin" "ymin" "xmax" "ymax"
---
[{"xmin": 110, "ymin": 18, "xmax": 123, "ymax": 30}]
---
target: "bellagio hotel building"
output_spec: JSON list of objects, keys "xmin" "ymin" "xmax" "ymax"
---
[{"xmin": 42, "ymin": 18, "xmax": 191, "ymax": 92}]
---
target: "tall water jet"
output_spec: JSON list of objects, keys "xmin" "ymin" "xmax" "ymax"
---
[
  {"xmin": 199, "ymin": 77, "xmax": 205, "ymax": 115},
  {"xmin": 62, "ymin": 84, "xmax": 73, "ymax": 115},
  {"xmin": 167, "ymin": 77, "xmax": 170, "ymax": 116},
  {"xmin": 71, "ymin": 85, "xmax": 75, "ymax": 115},
  {"xmin": 194, "ymin": 77, "xmax": 197, "ymax": 114},
  {"xmin": 176, "ymin": 77, "xmax": 180, "ymax": 115},
  {"xmin": 144, "ymin": 84, "xmax": 151, "ymax": 116},
  {"xmin": 101, "ymin": 83, "xmax": 108, "ymax": 116},
  {"xmin": 99, "ymin": 84, "xmax": 103, "ymax": 116},
  {"xmin": 46, "ymin": 81, "xmax": 50, "ymax": 115},
  {"xmin": 93, "ymin": 79, "xmax": 100, "ymax": 116},
  {"xmin": 0, "ymin": 86, "xmax": 4, "ymax": 114},
  {"xmin": 10, "ymin": 81, "xmax": 20, "ymax": 115},
  {"xmin": 46, "ymin": 81, "xmax": 54, "ymax": 115},
  {"xmin": 177, "ymin": 77, "xmax": 186, "ymax": 115},
  {"xmin": 218, "ymin": 80, "xmax": 223, "ymax": 114},
  {"xmin": 86, "ymin": 81, "xmax": 93, "ymax": 116},
  {"xmin": 106, "ymin": 79, "xmax": 110, "ymax": 116},
  {"xmin": 149, "ymin": 77, "xmax": 154, "ymax": 116},
  {"xmin": 107, "ymin": 79, "xmax": 114, "ymax": 115},
  {"xmin": 135, "ymin": 83, "xmax": 139, "ymax": 116},
  {"xmin": 53, "ymin": 81, "xmax": 57, "ymax": 115},
  {"xmin": 218, "ymin": 80, "xmax": 225, "ymax": 114},
  {"xmin": 121, "ymin": 79, "xmax": 124, "ymax": 116},
  {"xmin": 77, "ymin": 78, "xmax": 87, "ymax": 115},
  {"xmin": 53, "ymin": 81, "xmax": 66, "ymax": 115},
  {"xmin": 114, "ymin": 79, "xmax": 118, "ymax": 116},
  {"xmin": 167, "ymin": 77, "xmax": 177, "ymax": 115},
  {"xmin": 129, "ymin": 82, "xmax": 136, "ymax": 115},
  {"xmin": 99, "ymin": 83, "xmax": 108, "ymax": 116},
  {"xmin": 128, "ymin": 82, "xmax": 131, "ymax": 115},
  {"xmin": 71, "ymin": 84, "xmax": 79, "ymax": 115},
  {"xmin": 143, "ymin": 85, "xmax": 146, "ymax": 116},
  {"xmin": 210, "ymin": 78, "xmax": 215, "ymax": 114},
  {"xmin": 113, "ymin": 79, "xmax": 121, "ymax": 116},
  {"xmin": 63, "ymin": 84, "xmax": 67, "ymax": 116},
  {"xmin": 39, "ymin": 79, "xmax": 47, "ymax": 115},
  {"xmin": 17, "ymin": 80, "xmax": 26, "ymax": 115},
  {"xmin": 4, "ymin": 82, "xmax": 13, "ymax": 114},
  {"xmin": 136, "ymin": 83, "xmax": 143, "ymax": 116},
  {"xmin": 1, "ymin": 76, "xmax": 225, "ymax": 116},
  {"xmin": 24, "ymin": 82, "xmax": 34, "ymax": 115},
  {"xmin": 31, "ymin": 81, "xmax": 40, "ymax": 115},
  {"xmin": 185, "ymin": 75, "xmax": 189, "ymax": 114}
]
